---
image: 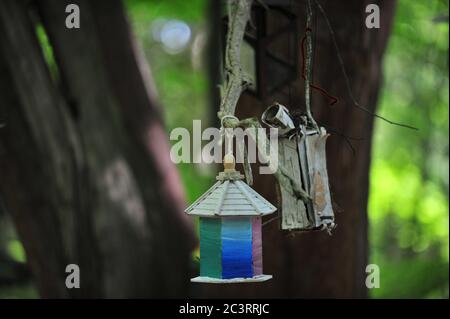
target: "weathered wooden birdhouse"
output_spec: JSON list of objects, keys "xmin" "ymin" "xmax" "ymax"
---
[
  {"xmin": 185, "ymin": 154, "xmax": 276, "ymax": 283},
  {"xmin": 262, "ymin": 103, "xmax": 335, "ymax": 232}
]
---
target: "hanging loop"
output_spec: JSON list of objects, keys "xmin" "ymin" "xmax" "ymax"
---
[{"xmin": 220, "ymin": 114, "xmax": 239, "ymax": 128}]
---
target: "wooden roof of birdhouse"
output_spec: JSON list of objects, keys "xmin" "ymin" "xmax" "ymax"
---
[{"xmin": 185, "ymin": 155, "xmax": 276, "ymax": 217}]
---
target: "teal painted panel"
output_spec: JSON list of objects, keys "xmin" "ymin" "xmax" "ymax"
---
[{"xmin": 199, "ymin": 217, "xmax": 222, "ymax": 278}]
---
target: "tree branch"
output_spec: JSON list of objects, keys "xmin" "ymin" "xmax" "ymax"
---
[
  {"xmin": 218, "ymin": 0, "xmax": 253, "ymax": 119},
  {"xmin": 219, "ymin": 0, "xmax": 310, "ymax": 201}
]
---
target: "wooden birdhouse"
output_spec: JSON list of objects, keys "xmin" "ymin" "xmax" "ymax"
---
[
  {"xmin": 262, "ymin": 103, "xmax": 335, "ymax": 232},
  {"xmin": 185, "ymin": 154, "xmax": 276, "ymax": 283}
]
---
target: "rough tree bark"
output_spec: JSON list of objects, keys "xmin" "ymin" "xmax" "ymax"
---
[
  {"xmin": 200, "ymin": 0, "xmax": 396, "ymax": 298},
  {"xmin": 0, "ymin": 0, "xmax": 196, "ymax": 298}
]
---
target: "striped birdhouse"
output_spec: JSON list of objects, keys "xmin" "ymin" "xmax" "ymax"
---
[{"xmin": 186, "ymin": 154, "xmax": 276, "ymax": 283}]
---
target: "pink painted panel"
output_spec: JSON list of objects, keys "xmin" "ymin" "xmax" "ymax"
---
[{"xmin": 252, "ymin": 217, "xmax": 263, "ymax": 276}]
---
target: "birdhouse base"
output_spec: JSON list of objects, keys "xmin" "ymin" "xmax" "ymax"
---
[{"xmin": 190, "ymin": 274, "xmax": 272, "ymax": 284}]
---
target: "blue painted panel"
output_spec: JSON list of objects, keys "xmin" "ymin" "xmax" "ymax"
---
[{"xmin": 221, "ymin": 217, "xmax": 253, "ymax": 279}]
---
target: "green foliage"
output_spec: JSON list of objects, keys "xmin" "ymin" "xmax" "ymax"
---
[
  {"xmin": 126, "ymin": 0, "xmax": 211, "ymax": 132},
  {"xmin": 370, "ymin": 259, "xmax": 448, "ymax": 298},
  {"xmin": 126, "ymin": 0, "xmax": 207, "ymax": 26},
  {"xmin": 0, "ymin": 285, "xmax": 38, "ymax": 299},
  {"xmin": 7, "ymin": 240, "xmax": 26, "ymax": 263},
  {"xmin": 369, "ymin": 0, "xmax": 449, "ymax": 298},
  {"xmin": 35, "ymin": 24, "xmax": 58, "ymax": 80}
]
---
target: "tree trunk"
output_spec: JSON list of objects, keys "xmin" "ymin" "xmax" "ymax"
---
[
  {"xmin": 0, "ymin": 0, "xmax": 196, "ymax": 298},
  {"xmin": 200, "ymin": 0, "xmax": 395, "ymax": 298}
]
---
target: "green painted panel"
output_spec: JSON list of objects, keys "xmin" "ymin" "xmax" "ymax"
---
[{"xmin": 199, "ymin": 217, "xmax": 222, "ymax": 278}]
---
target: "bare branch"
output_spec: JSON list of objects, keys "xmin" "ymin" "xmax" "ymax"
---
[{"xmin": 218, "ymin": 0, "xmax": 253, "ymax": 119}]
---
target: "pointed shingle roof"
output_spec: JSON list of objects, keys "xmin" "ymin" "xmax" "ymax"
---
[{"xmin": 185, "ymin": 173, "xmax": 276, "ymax": 217}]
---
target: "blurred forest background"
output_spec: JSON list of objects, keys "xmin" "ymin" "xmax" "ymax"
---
[{"xmin": 0, "ymin": 0, "xmax": 448, "ymax": 298}]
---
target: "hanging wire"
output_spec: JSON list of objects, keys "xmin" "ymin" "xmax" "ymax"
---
[
  {"xmin": 303, "ymin": 0, "xmax": 319, "ymax": 131},
  {"xmin": 288, "ymin": 0, "xmax": 293, "ymax": 107},
  {"xmin": 300, "ymin": 33, "xmax": 338, "ymax": 106},
  {"xmin": 262, "ymin": 215, "xmax": 280, "ymax": 227},
  {"xmin": 312, "ymin": 0, "xmax": 317, "ymax": 86},
  {"xmin": 317, "ymin": 121, "xmax": 366, "ymax": 156},
  {"xmin": 313, "ymin": 0, "xmax": 418, "ymax": 131}
]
